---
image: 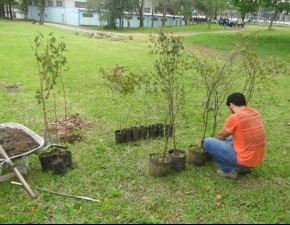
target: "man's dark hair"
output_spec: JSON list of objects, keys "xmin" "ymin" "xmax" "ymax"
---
[{"xmin": 226, "ymin": 93, "xmax": 247, "ymax": 106}]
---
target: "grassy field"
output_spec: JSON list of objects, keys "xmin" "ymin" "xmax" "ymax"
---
[{"xmin": 0, "ymin": 19, "xmax": 290, "ymax": 224}]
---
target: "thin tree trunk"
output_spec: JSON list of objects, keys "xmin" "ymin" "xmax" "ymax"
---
[
  {"xmin": 139, "ymin": 0, "xmax": 144, "ymax": 27},
  {"xmin": 151, "ymin": 3, "xmax": 155, "ymax": 27},
  {"xmin": 162, "ymin": 4, "xmax": 167, "ymax": 26},
  {"xmin": 9, "ymin": 2, "xmax": 13, "ymax": 20},
  {"xmin": 5, "ymin": 4, "xmax": 9, "ymax": 19},
  {"xmin": 268, "ymin": 9, "xmax": 278, "ymax": 30},
  {"xmin": 39, "ymin": 0, "xmax": 45, "ymax": 25},
  {"xmin": 0, "ymin": 4, "xmax": 5, "ymax": 18}
]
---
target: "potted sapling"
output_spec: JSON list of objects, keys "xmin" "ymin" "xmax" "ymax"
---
[
  {"xmin": 31, "ymin": 31, "xmax": 70, "ymax": 174},
  {"xmin": 146, "ymin": 29, "xmax": 198, "ymax": 173},
  {"xmin": 100, "ymin": 63, "xmax": 138, "ymax": 144}
]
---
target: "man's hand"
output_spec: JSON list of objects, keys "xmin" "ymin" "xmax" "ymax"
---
[{"xmin": 215, "ymin": 128, "xmax": 231, "ymax": 140}]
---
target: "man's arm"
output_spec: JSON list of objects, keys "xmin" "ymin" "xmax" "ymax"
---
[{"xmin": 215, "ymin": 128, "xmax": 231, "ymax": 140}]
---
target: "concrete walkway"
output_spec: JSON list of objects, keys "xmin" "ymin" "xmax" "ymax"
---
[{"xmin": 45, "ymin": 22, "xmax": 146, "ymax": 37}]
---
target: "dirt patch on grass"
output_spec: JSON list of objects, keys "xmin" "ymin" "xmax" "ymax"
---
[{"xmin": 185, "ymin": 44, "xmax": 229, "ymax": 57}]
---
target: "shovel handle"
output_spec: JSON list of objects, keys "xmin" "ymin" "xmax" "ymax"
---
[{"xmin": 0, "ymin": 145, "xmax": 37, "ymax": 199}]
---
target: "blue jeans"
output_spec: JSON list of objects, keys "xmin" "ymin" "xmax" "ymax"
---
[{"xmin": 204, "ymin": 136, "xmax": 249, "ymax": 173}]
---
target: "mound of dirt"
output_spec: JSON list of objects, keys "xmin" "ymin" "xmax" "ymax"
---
[{"xmin": 46, "ymin": 114, "xmax": 96, "ymax": 143}]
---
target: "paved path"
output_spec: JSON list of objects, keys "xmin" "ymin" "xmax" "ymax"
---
[{"xmin": 45, "ymin": 22, "xmax": 246, "ymax": 37}]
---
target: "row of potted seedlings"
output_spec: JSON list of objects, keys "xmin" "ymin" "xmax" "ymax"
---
[{"xmin": 115, "ymin": 123, "xmax": 173, "ymax": 144}]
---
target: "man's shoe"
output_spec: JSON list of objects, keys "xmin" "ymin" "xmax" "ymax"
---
[
  {"xmin": 215, "ymin": 168, "xmax": 238, "ymax": 180},
  {"xmin": 236, "ymin": 168, "xmax": 252, "ymax": 175}
]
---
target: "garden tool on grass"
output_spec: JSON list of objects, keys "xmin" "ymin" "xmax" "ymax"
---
[
  {"xmin": 0, "ymin": 144, "xmax": 37, "ymax": 199},
  {"xmin": 11, "ymin": 181, "xmax": 101, "ymax": 203}
]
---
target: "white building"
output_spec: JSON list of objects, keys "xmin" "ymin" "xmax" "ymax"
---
[{"xmin": 27, "ymin": 0, "xmax": 185, "ymax": 27}]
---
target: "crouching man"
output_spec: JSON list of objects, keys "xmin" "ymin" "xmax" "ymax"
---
[{"xmin": 204, "ymin": 93, "xmax": 266, "ymax": 179}]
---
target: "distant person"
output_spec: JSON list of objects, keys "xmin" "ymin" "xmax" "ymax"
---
[
  {"xmin": 204, "ymin": 93, "xmax": 266, "ymax": 179},
  {"xmin": 228, "ymin": 20, "xmax": 235, "ymax": 28},
  {"xmin": 223, "ymin": 17, "xmax": 228, "ymax": 29},
  {"xmin": 219, "ymin": 18, "xmax": 223, "ymax": 26},
  {"xmin": 237, "ymin": 19, "xmax": 242, "ymax": 29}
]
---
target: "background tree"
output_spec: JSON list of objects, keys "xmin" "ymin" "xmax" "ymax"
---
[
  {"xmin": 0, "ymin": 0, "xmax": 17, "ymax": 19},
  {"xmin": 87, "ymin": 0, "xmax": 141, "ymax": 29},
  {"xmin": 15, "ymin": 0, "xmax": 29, "ymax": 20},
  {"xmin": 39, "ymin": 0, "xmax": 45, "ymax": 25},
  {"xmin": 261, "ymin": 0, "xmax": 290, "ymax": 29},
  {"xmin": 155, "ymin": 0, "xmax": 171, "ymax": 26},
  {"xmin": 177, "ymin": 0, "xmax": 197, "ymax": 25},
  {"xmin": 0, "ymin": 0, "xmax": 6, "ymax": 18},
  {"xmin": 232, "ymin": 0, "xmax": 259, "ymax": 21},
  {"xmin": 138, "ymin": 0, "xmax": 145, "ymax": 27},
  {"xmin": 195, "ymin": 0, "xmax": 222, "ymax": 29},
  {"xmin": 86, "ymin": 0, "xmax": 105, "ymax": 27}
]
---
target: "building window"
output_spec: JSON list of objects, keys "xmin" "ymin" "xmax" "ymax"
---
[
  {"xmin": 48, "ymin": 1, "xmax": 53, "ymax": 6},
  {"xmin": 137, "ymin": 17, "xmax": 144, "ymax": 20},
  {"xmin": 75, "ymin": 1, "xmax": 87, "ymax": 8},
  {"xmin": 56, "ymin": 1, "xmax": 62, "ymax": 6},
  {"xmin": 144, "ymin": 8, "xmax": 150, "ymax": 13},
  {"xmin": 83, "ymin": 14, "xmax": 93, "ymax": 17},
  {"xmin": 45, "ymin": 14, "xmax": 47, "ymax": 17},
  {"xmin": 151, "ymin": 17, "xmax": 158, "ymax": 21}
]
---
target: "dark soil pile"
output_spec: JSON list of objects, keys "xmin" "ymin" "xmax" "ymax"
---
[
  {"xmin": 46, "ymin": 114, "xmax": 95, "ymax": 143},
  {"xmin": 0, "ymin": 127, "xmax": 40, "ymax": 158}
]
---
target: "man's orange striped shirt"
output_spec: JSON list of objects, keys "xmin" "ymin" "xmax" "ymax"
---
[{"xmin": 224, "ymin": 107, "xmax": 266, "ymax": 167}]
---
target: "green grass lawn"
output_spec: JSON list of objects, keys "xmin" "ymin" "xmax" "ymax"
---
[{"xmin": 0, "ymin": 19, "xmax": 289, "ymax": 224}]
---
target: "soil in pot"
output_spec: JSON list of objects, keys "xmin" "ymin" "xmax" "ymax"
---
[
  {"xmin": 168, "ymin": 149, "xmax": 186, "ymax": 172},
  {"xmin": 149, "ymin": 125, "xmax": 157, "ymax": 138},
  {"xmin": 52, "ymin": 158, "xmax": 67, "ymax": 175},
  {"xmin": 50, "ymin": 148, "xmax": 61, "ymax": 162},
  {"xmin": 131, "ymin": 127, "xmax": 140, "ymax": 141},
  {"xmin": 149, "ymin": 153, "xmax": 171, "ymax": 177},
  {"xmin": 115, "ymin": 130, "xmax": 125, "ymax": 144},
  {"xmin": 156, "ymin": 123, "xmax": 164, "ymax": 137},
  {"xmin": 123, "ymin": 128, "xmax": 132, "ymax": 143},
  {"xmin": 60, "ymin": 150, "xmax": 72, "ymax": 168},
  {"xmin": 139, "ymin": 126, "xmax": 149, "ymax": 139},
  {"xmin": 39, "ymin": 152, "xmax": 52, "ymax": 172},
  {"xmin": 187, "ymin": 145, "xmax": 207, "ymax": 166}
]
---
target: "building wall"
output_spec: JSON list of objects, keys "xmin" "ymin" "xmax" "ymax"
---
[{"xmin": 27, "ymin": 0, "xmax": 185, "ymax": 27}]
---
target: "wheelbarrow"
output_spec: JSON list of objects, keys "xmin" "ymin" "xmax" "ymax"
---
[{"xmin": 0, "ymin": 123, "xmax": 66, "ymax": 183}]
